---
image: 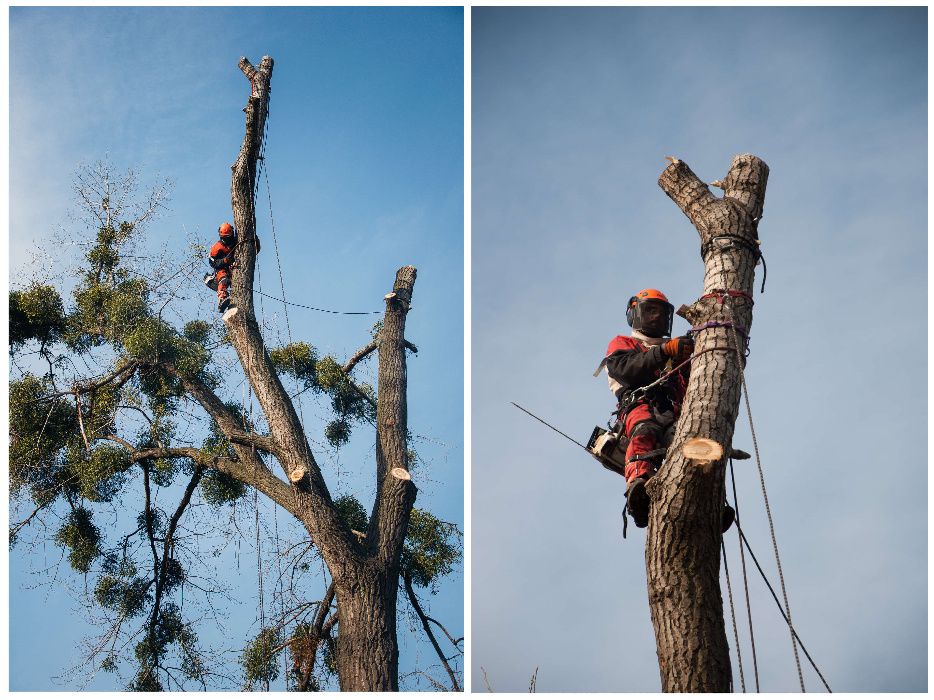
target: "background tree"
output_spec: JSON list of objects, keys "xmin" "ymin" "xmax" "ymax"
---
[
  {"xmin": 645, "ymin": 154, "xmax": 769, "ymax": 692},
  {"xmin": 9, "ymin": 56, "xmax": 462, "ymax": 692}
]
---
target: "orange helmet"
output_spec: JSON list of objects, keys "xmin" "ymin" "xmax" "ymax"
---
[
  {"xmin": 218, "ymin": 222, "xmax": 234, "ymax": 239},
  {"xmin": 627, "ymin": 288, "xmax": 674, "ymax": 336}
]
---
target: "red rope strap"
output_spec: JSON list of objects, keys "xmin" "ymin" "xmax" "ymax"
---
[{"xmin": 701, "ymin": 289, "xmax": 754, "ymax": 305}]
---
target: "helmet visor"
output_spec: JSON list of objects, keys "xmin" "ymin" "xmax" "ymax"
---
[{"xmin": 633, "ymin": 299, "xmax": 673, "ymax": 337}]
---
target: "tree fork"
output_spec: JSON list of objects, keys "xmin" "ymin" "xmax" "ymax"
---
[{"xmin": 645, "ymin": 154, "xmax": 769, "ymax": 692}]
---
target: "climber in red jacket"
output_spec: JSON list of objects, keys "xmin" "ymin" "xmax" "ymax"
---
[
  {"xmin": 601, "ymin": 288, "xmax": 734, "ymax": 532},
  {"xmin": 204, "ymin": 222, "xmax": 260, "ymax": 313},
  {"xmin": 601, "ymin": 288, "xmax": 693, "ymax": 528},
  {"xmin": 206, "ymin": 222, "xmax": 237, "ymax": 313}
]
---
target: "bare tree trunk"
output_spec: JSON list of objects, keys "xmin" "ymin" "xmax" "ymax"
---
[
  {"xmin": 335, "ymin": 564, "xmax": 400, "ymax": 691},
  {"xmin": 218, "ymin": 56, "xmax": 418, "ymax": 691},
  {"xmin": 645, "ymin": 154, "xmax": 769, "ymax": 692}
]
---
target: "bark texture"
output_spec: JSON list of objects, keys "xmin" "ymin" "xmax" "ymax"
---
[
  {"xmin": 646, "ymin": 154, "xmax": 769, "ymax": 692},
  {"xmin": 216, "ymin": 56, "xmax": 418, "ymax": 691}
]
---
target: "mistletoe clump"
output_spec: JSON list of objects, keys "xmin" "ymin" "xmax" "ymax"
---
[
  {"xmin": 55, "ymin": 506, "xmax": 103, "ymax": 573},
  {"xmin": 243, "ymin": 627, "xmax": 282, "ymax": 688},
  {"xmin": 9, "ymin": 283, "xmax": 66, "ymax": 350},
  {"xmin": 402, "ymin": 508, "xmax": 462, "ymax": 591},
  {"xmin": 334, "ymin": 493, "xmax": 368, "ymax": 532}
]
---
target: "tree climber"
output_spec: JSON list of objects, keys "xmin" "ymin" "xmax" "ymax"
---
[
  {"xmin": 601, "ymin": 288, "xmax": 735, "ymax": 532},
  {"xmin": 204, "ymin": 222, "xmax": 260, "ymax": 313},
  {"xmin": 203, "ymin": 222, "xmax": 237, "ymax": 313},
  {"xmin": 600, "ymin": 289, "xmax": 692, "ymax": 528}
]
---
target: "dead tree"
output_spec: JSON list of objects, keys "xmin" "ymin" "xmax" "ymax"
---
[
  {"xmin": 645, "ymin": 154, "xmax": 769, "ymax": 692},
  {"xmin": 224, "ymin": 56, "xmax": 417, "ymax": 691}
]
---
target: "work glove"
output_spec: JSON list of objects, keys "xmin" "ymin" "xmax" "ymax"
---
[{"xmin": 662, "ymin": 335, "xmax": 694, "ymax": 363}]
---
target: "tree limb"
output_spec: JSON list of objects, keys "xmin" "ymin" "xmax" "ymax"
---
[
  {"xmin": 221, "ymin": 55, "xmax": 354, "ymax": 564},
  {"xmin": 425, "ymin": 615, "xmax": 464, "ymax": 650},
  {"xmin": 404, "ymin": 572, "xmax": 460, "ymax": 691},
  {"xmin": 342, "ymin": 341, "xmax": 378, "ymax": 374},
  {"xmin": 116, "ymin": 443, "xmax": 305, "ymax": 523},
  {"xmin": 148, "ymin": 466, "xmax": 204, "ymax": 675},
  {"xmin": 74, "ymin": 391, "xmax": 91, "ymax": 453},
  {"xmin": 10, "ymin": 498, "xmax": 54, "ymax": 540},
  {"xmin": 228, "ymin": 430, "xmax": 279, "ymax": 455},
  {"xmin": 30, "ymin": 360, "xmax": 139, "ymax": 404},
  {"xmin": 370, "ymin": 267, "xmax": 418, "ymax": 564},
  {"xmin": 657, "ymin": 157, "xmax": 718, "ymax": 231}
]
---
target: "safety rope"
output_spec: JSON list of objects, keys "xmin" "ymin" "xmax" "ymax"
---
[
  {"xmin": 261, "ymin": 144, "xmax": 306, "ymax": 431},
  {"xmin": 244, "ymin": 81, "xmax": 273, "ymax": 691},
  {"xmin": 730, "ymin": 457, "xmax": 760, "ymax": 692},
  {"xmin": 722, "ymin": 296, "xmax": 804, "ymax": 692},
  {"xmin": 721, "ymin": 537, "xmax": 745, "ymax": 692},
  {"xmin": 701, "ymin": 289, "xmax": 754, "ymax": 306},
  {"xmin": 244, "ymin": 286, "xmax": 382, "ymax": 314},
  {"xmin": 624, "ymin": 345, "xmax": 736, "ymax": 405},
  {"xmin": 733, "ymin": 519, "xmax": 833, "ymax": 693}
]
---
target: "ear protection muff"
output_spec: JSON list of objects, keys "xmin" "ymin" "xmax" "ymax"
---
[{"xmin": 625, "ymin": 295, "xmax": 638, "ymax": 327}]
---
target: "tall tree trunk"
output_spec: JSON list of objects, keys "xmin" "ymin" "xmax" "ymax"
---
[
  {"xmin": 645, "ymin": 154, "xmax": 769, "ymax": 692},
  {"xmin": 335, "ymin": 564, "xmax": 400, "ymax": 691},
  {"xmin": 220, "ymin": 56, "xmax": 419, "ymax": 691}
]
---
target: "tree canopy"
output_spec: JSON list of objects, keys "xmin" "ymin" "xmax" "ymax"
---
[{"xmin": 9, "ymin": 160, "xmax": 462, "ymax": 691}]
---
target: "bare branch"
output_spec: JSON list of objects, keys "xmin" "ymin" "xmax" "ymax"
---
[
  {"xmin": 228, "ymin": 430, "xmax": 280, "ymax": 456},
  {"xmin": 481, "ymin": 667, "xmax": 494, "ymax": 693},
  {"xmin": 425, "ymin": 615, "xmax": 464, "ymax": 651},
  {"xmin": 342, "ymin": 340, "xmax": 378, "ymax": 374},
  {"xmin": 403, "ymin": 572, "xmax": 460, "ymax": 691},
  {"xmin": 74, "ymin": 392, "xmax": 91, "ymax": 453},
  {"xmin": 29, "ymin": 360, "xmax": 139, "ymax": 404},
  {"xmin": 10, "ymin": 499, "xmax": 54, "ymax": 540}
]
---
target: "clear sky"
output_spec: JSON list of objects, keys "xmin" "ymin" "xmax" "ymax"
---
[
  {"xmin": 9, "ymin": 6, "xmax": 463, "ymax": 691},
  {"xmin": 472, "ymin": 6, "xmax": 926, "ymax": 693}
]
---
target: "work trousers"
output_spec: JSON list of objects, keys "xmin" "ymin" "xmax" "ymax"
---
[
  {"xmin": 621, "ymin": 401, "xmax": 676, "ymax": 484},
  {"xmin": 216, "ymin": 268, "xmax": 231, "ymax": 302}
]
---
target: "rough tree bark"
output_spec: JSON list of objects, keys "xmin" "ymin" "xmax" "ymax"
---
[
  {"xmin": 645, "ymin": 154, "xmax": 769, "ymax": 692},
  {"xmin": 220, "ymin": 56, "xmax": 418, "ymax": 691}
]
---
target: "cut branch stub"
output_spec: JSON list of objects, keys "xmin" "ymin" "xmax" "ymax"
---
[
  {"xmin": 682, "ymin": 437, "xmax": 723, "ymax": 473},
  {"xmin": 390, "ymin": 467, "xmax": 411, "ymax": 481}
]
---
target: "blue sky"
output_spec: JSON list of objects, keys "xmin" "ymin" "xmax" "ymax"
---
[
  {"xmin": 472, "ymin": 6, "xmax": 926, "ymax": 693},
  {"xmin": 9, "ymin": 6, "xmax": 463, "ymax": 691}
]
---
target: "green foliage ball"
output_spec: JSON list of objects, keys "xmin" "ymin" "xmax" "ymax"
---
[{"xmin": 55, "ymin": 506, "xmax": 102, "ymax": 573}]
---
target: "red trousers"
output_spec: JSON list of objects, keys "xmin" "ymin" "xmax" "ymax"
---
[
  {"xmin": 216, "ymin": 269, "xmax": 230, "ymax": 302},
  {"xmin": 622, "ymin": 402, "xmax": 671, "ymax": 484}
]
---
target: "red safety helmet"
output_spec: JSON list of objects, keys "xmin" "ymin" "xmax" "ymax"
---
[
  {"xmin": 218, "ymin": 222, "xmax": 235, "ymax": 241},
  {"xmin": 626, "ymin": 288, "xmax": 674, "ymax": 337}
]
